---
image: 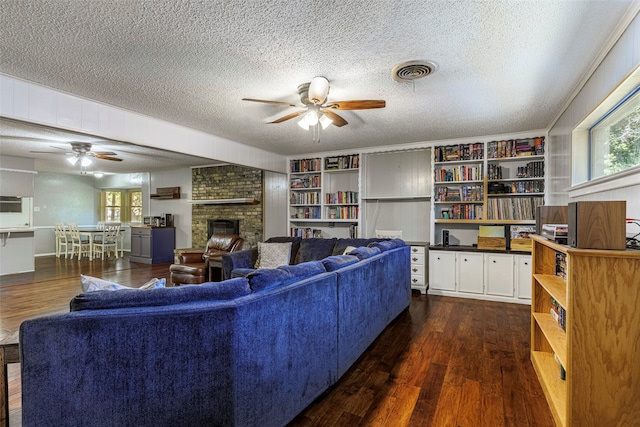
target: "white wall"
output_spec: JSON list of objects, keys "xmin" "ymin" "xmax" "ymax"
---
[
  {"xmin": 149, "ymin": 168, "xmax": 193, "ymax": 249},
  {"xmin": 548, "ymin": 11, "xmax": 640, "ymax": 235}
]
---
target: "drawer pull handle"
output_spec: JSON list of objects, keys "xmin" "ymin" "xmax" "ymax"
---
[
  {"xmin": 412, "ymin": 257, "xmax": 418, "ymax": 261},
  {"xmin": 493, "ymin": 260, "xmax": 496, "ymax": 263},
  {"xmin": 412, "ymin": 248, "xmax": 418, "ymax": 252},
  {"xmin": 412, "ymin": 278, "xmax": 418, "ymax": 283},
  {"xmin": 412, "ymin": 268, "xmax": 418, "ymax": 272},
  {"xmin": 464, "ymin": 258, "xmax": 467, "ymax": 262},
  {"xmin": 524, "ymin": 262, "xmax": 528, "ymax": 265},
  {"xmin": 437, "ymin": 257, "xmax": 440, "ymax": 260}
]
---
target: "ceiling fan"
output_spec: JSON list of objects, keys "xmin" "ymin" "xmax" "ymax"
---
[
  {"xmin": 30, "ymin": 142, "xmax": 122, "ymax": 167},
  {"xmin": 242, "ymin": 76, "xmax": 385, "ymax": 133}
]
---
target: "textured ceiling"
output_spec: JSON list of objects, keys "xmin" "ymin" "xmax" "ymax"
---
[{"xmin": 0, "ymin": 0, "xmax": 636, "ymax": 173}]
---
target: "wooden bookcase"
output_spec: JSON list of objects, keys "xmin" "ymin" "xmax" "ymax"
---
[{"xmin": 530, "ymin": 235, "xmax": 640, "ymax": 426}]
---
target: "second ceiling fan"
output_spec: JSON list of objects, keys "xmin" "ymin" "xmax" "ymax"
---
[{"xmin": 242, "ymin": 76, "xmax": 385, "ymax": 130}]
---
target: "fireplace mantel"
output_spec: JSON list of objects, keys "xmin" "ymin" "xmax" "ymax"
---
[{"xmin": 189, "ymin": 198, "xmax": 259, "ymax": 205}]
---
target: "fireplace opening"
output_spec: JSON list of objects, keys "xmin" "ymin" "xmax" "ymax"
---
[{"xmin": 207, "ymin": 219, "xmax": 240, "ymax": 238}]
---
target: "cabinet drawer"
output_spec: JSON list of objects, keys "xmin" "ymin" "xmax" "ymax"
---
[
  {"xmin": 411, "ymin": 264, "xmax": 424, "ymax": 275},
  {"xmin": 131, "ymin": 227, "xmax": 152, "ymax": 236},
  {"xmin": 410, "ymin": 246, "xmax": 425, "ymax": 255},
  {"xmin": 410, "ymin": 274, "xmax": 425, "ymax": 286},
  {"xmin": 410, "ymin": 253, "xmax": 425, "ymax": 265}
]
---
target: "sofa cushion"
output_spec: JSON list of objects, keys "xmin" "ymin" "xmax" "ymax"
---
[
  {"xmin": 294, "ymin": 238, "xmax": 337, "ymax": 264},
  {"xmin": 246, "ymin": 268, "xmax": 291, "ymax": 292},
  {"xmin": 70, "ymin": 277, "xmax": 251, "ymax": 311},
  {"xmin": 80, "ymin": 275, "xmax": 166, "ymax": 293},
  {"xmin": 265, "ymin": 236, "xmax": 302, "ymax": 264},
  {"xmin": 278, "ymin": 261, "xmax": 326, "ymax": 283},
  {"xmin": 349, "ymin": 246, "xmax": 382, "ymax": 260},
  {"xmin": 321, "ymin": 255, "xmax": 360, "ymax": 272},
  {"xmin": 368, "ymin": 238, "xmax": 406, "ymax": 252},
  {"xmin": 255, "ymin": 242, "xmax": 292, "ymax": 269},
  {"xmin": 231, "ymin": 268, "xmax": 256, "ymax": 278},
  {"xmin": 332, "ymin": 238, "xmax": 379, "ymax": 256}
]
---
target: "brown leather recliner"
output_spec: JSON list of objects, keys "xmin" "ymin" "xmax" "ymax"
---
[{"xmin": 170, "ymin": 234, "xmax": 244, "ymax": 285}]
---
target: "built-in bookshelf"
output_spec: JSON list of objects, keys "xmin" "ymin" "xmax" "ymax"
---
[
  {"xmin": 530, "ymin": 235, "xmax": 640, "ymax": 426},
  {"xmin": 288, "ymin": 155, "xmax": 360, "ymax": 238}
]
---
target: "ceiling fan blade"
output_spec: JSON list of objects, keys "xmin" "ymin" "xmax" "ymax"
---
[
  {"xmin": 268, "ymin": 110, "xmax": 307, "ymax": 124},
  {"xmin": 242, "ymin": 98, "xmax": 298, "ymax": 108},
  {"xmin": 321, "ymin": 110, "xmax": 348, "ymax": 127},
  {"xmin": 324, "ymin": 100, "xmax": 386, "ymax": 110},
  {"xmin": 93, "ymin": 154, "xmax": 123, "ymax": 162},
  {"xmin": 91, "ymin": 151, "xmax": 118, "ymax": 156},
  {"xmin": 29, "ymin": 150, "xmax": 67, "ymax": 154}
]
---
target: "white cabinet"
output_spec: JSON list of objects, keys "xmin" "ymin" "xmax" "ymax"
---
[
  {"xmin": 429, "ymin": 250, "xmax": 456, "ymax": 291},
  {"xmin": 429, "ymin": 249, "xmax": 531, "ymax": 304},
  {"xmin": 485, "ymin": 253, "xmax": 515, "ymax": 297},
  {"xmin": 515, "ymin": 254, "xmax": 532, "ymax": 299},
  {"xmin": 410, "ymin": 245, "xmax": 427, "ymax": 294},
  {"xmin": 456, "ymin": 252, "xmax": 484, "ymax": 294}
]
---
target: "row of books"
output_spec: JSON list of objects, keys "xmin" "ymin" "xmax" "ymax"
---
[
  {"xmin": 290, "ymin": 174, "xmax": 321, "ymax": 189},
  {"xmin": 326, "ymin": 191, "xmax": 358, "ymax": 205},
  {"xmin": 486, "ymin": 197, "xmax": 543, "ymax": 220},
  {"xmin": 486, "ymin": 137, "xmax": 545, "ymax": 159},
  {"xmin": 290, "ymin": 191, "xmax": 320, "ymax": 205},
  {"xmin": 290, "ymin": 206, "xmax": 321, "ymax": 219},
  {"xmin": 555, "ymin": 252, "xmax": 567, "ymax": 279},
  {"xmin": 327, "ymin": 206, "xmax": 359, "ymax": 220},
  {"xmin": 486, "ymin": 164, "xmax": 543, "ymax": 180},
  {"xmin": 506, "ymin": 180, "xmax": 544, "ymax": 194},
  {"xmin": 434, "ymin": 165, "xmax": 483, "ymax": 182},
  {"xmin": 290, "ymin": 158, "xmax": 321, "ymax": 173},
  {"xmin": 434, "ymin": 143, "xmax": 484, "ymax": 162},
  {"xmin": 325, "ymin": 154, "xmax": 359, "ymax": 170},
  {"xmin": 518, "ymin": 161, "xmax": 544, "ymax": 178},
  {"xmin": 442, "ymin": 204, "xmax": 483, "ymax": 220},
  {"xmin": 290, "ymin": 228, "xmax": 322, "ymax": 238},
  {"xmin": 435, "ymin": 185, "xmax": 483, "ymax": 202},
  {"xmin": 550, "ymin": 296, "xmax": 566, "ymax": 331}
]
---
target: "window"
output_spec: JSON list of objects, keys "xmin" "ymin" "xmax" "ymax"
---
[
  {"xmin": 104, "ymin": 191, "xmax": 121, "ymax": 222},
  {"xmin": 590, "ymin": 86, "xmax": 640, "ymax": 180},
  {"xmin": 102, "ymin": 190, "xmax": 142, "ymax": 222}
]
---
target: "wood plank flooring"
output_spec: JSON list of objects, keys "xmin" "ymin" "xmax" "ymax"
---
[{"xmin": 0, "ymin": 255, "xmax": 554, "ymax": 426}]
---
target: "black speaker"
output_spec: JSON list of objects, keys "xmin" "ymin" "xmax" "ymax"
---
[{"xmin": 442, "ymin": 230, "xmax": 449, "ymax": 247}]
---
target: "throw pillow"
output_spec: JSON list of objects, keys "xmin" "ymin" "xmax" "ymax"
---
[
  {"xmin": 255, "ymin": 242, "xmax": 292, "ymax": 269},
  {"xmin": 80, "ymin": 275, "xmax": 166, "ymax": 293},
  {"xmin": 343, "ymin": 245, "xmax": 357, "ymax": 255}
]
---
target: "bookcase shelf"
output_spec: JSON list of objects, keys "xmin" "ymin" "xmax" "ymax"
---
[{"xmin": 530, "ymin": 235, "xmax": 640, "ymax": 427}]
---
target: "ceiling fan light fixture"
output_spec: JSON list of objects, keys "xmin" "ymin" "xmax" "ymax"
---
[
  {"xmin": 319, "ymin": 114, "xmax": 333, "ymax": 129},
  {"xmin": 67, "ymin": 156, "xmax": 78, "ymax": 165},
  {"xmin": 297, "ymin": 118, "xmax": 310, "ymax": 130},
  {"xmin": 308, "ymin": 76, "xmax": 329, "ymax": 105},
  {"xmin": 305, "ymin": 109, "xmax": 319, "ymax": 126}
]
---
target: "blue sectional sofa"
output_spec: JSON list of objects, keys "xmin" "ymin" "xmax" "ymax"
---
[{"xmin": 19, "ymin": 238, "xmax": 410, "ymax": 427}]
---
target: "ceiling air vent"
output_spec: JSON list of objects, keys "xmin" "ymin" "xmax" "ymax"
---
[{"xmin": 392, "ymin": 60, "xmax": 437, "ymax": 82}]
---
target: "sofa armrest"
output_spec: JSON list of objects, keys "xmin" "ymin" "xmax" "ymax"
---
[
  {"xmin": 222, "ymin": 248, "xmax": 258, "ymax": 280},
  {"xmin": 177, "ymin": 252, "xmax": 204, "ymax": 264}
]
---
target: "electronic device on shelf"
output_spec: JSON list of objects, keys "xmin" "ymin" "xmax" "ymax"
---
[{"xmin": 541, "ymin": 224, "xmax": 568, "ymax": 244}]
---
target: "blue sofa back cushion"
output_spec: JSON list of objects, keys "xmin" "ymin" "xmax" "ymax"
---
[
  {"xmin": 321, "ymin": 255, "xmax": 360, "ymax": 272},
  {"xmin": 349, "ymin": 246, "xmax": 382, "ymax": 260},
  {"xmin": 369, "ymin": 238, "xmax": 406, "ymax": 252},
  {"xmin": 332, "ymin": 238, "xmax": 381, "ymax": 256},
  {"xmin": 70, "ymin": 277, "xmax": 251, "ymax": 311},
  {"xmin": 278, "ymin": 261, "xmax": 327, "ymax": 283},
  {"xmin": 247, "ymin": 268, "xmax": 291, "ymax": 292},
  {"xmin": 294, "ymin": 238, "xmax": 337, "ymax": 264}
]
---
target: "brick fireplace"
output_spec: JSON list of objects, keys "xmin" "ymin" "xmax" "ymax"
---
[{"xmin": 191, "ymin": 164, "xmax": 263, "ymax": 249}]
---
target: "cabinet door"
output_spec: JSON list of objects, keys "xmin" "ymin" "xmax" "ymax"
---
[
  {"xmin": 429, "ymin": 251, "xmax": 456, "ymax": 291},
  {"xmin": 456, "ymin": 252, "xmax": 484, "ymax": 294},
  {"xmin": 130, "ymin": 235, "xmax": 141, "ymax": 257},
  {"xmin": 140, "ymin": 234, "xmax": 152, "ymax": 257},
  {"xmin": 515, "ymin": 255, "xmax": 532, "ymax": 299},
  {"xmin": 485, "ymin": 254, "xmax": 515, "ymax": 297}
]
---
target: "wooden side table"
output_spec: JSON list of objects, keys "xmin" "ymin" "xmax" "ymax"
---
[
  {"xmin": 1, "ymin": 331, "xmax": 19, "ymax": 427},
  {"xmin": 208, "ymin": 257, "xmax": 223, "ymax": 282}
]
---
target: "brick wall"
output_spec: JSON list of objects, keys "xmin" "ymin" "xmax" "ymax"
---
[{"xmin": 191, "ymin": 165, "xmax": 263, "ymax": 249}]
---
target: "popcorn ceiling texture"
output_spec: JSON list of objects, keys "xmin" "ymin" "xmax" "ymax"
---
[{"xmin": 0, "ymin": 1, "xmax": 633, "ymax": 156}]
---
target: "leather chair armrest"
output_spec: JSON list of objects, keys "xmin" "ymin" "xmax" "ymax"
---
[{"xmin": 178, "ymin": 252, "xmax": 205, "ymax": 264}]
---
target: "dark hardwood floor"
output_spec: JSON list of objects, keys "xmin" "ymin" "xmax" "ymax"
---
[{"xmin": 0, "ymin": 255, "xmax": 554, "ymax": 426}]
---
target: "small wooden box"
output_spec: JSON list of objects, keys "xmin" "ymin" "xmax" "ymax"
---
[
  {"xmin": 478, "ymin": 225, "xmax": 506, "ymax": 250},
  {"xmin": 510, "ymin": 238, "xmax": 532, "ymax": 252},
  {"xmin": 477, "ymin": 237, "xmax": 506, "ymax": 250}
]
